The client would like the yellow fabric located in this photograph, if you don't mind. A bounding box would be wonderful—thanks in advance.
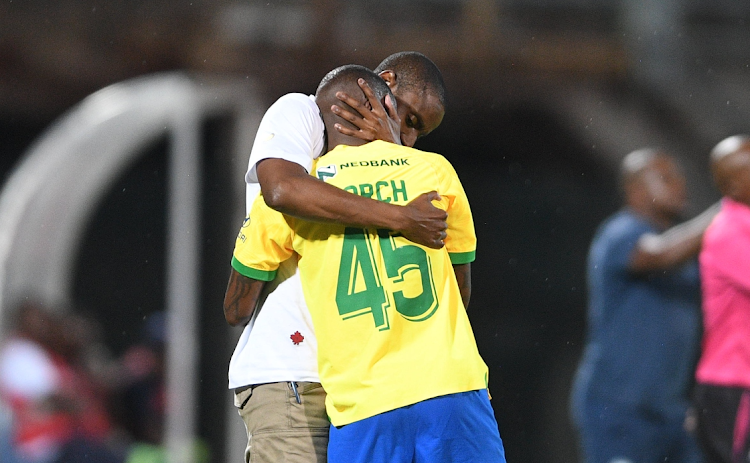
[232,140,488,426]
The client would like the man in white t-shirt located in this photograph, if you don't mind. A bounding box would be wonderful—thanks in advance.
[223,52,448,463]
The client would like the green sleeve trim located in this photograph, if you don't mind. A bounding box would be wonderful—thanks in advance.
[449,250,475,265]
[231,256,277,282]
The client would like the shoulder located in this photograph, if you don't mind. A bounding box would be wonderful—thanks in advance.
[256,93,324,146]
[415,148,451,165]
[397,144,447,162]
[392,145,456,173]
[602,211,651,238]
[701,202,750,272]
[591,211,650,254]
[705,202,750,246]
[269,93,319,114]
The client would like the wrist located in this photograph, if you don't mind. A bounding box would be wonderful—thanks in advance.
[379,202,409,231]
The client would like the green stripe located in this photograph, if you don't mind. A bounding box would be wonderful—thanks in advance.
[231,256,277,281]
[449,250,475,265]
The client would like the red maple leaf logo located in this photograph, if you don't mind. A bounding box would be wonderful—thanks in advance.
[290,331,304,345]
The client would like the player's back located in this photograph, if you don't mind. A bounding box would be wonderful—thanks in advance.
[288,140,487,426]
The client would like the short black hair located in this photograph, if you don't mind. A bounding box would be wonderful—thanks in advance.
[374,51,446,107]
[315,64,395,134]
[316,64,392,104]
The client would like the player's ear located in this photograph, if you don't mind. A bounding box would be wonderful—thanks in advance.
[379,70,397,91]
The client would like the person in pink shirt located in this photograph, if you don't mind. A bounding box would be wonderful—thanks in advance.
[695,134,750,463]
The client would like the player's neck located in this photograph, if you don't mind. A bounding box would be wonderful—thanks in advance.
[326,132,367,153]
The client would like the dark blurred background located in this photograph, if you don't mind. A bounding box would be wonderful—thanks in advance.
[1,1,749,462]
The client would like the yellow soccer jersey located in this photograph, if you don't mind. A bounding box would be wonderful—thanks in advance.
[232,140,488,426]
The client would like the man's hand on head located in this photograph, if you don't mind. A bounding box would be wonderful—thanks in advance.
[399,191,448,249]
[331,78,402,145]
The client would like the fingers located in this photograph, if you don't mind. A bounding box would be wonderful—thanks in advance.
[333,123,358,137]
[332,103,365,126]
[424,190,442,202]
[334,91,365,116]
[434,229,448,249]
[419,191,447,219]
[333,81,400,144]
[358,78,387,115]
[332,90,367,121]
[384,94,398,120]
[425,233,446,249]
[331,100,377,141]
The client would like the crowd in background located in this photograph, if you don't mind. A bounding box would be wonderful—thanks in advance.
[0,302,172,463]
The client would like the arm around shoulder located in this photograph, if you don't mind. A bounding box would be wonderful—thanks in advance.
[256,158,448,249]
[629,202,720,273]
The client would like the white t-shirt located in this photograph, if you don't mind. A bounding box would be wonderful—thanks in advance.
[228,93,325,388]
[243,93,326,210]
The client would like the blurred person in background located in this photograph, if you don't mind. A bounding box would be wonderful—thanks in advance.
[114,312,166,451]
[693,135,750,463]
[571,148,718,463]
[0,301,122,463]
[224,51,448,463]
[111,311,209,463]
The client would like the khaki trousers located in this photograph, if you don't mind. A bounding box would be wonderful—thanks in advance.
[234,382,329,463]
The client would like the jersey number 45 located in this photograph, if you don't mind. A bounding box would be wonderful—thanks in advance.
[335,228,439,331]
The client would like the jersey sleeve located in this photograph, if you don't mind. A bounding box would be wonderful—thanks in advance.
[245,93,326,184]
[432,155,477,264]
[231,194,295,281]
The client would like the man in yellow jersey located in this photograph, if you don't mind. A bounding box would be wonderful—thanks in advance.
[229,65,506,463]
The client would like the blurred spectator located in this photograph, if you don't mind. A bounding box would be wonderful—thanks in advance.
[571,149,717,463]
[694,135,750,463]
[113,311,166,447]
[0,301,122,463]
[109,311,210,463]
